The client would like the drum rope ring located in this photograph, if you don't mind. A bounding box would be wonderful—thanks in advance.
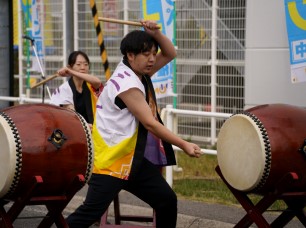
[48,129,67,149]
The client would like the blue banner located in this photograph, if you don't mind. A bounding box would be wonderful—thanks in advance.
[284,0,306,83]
[140,0,175,98]
[21,0,45,73]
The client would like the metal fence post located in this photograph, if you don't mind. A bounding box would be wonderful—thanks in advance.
[165,104,174,187]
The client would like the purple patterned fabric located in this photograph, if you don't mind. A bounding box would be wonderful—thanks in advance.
[109,79,120,91]
[117,73,124,78]
[144,132,167,165]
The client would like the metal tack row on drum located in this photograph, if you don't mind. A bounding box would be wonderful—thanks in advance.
[0,103,93,200]
[217,103,306,194]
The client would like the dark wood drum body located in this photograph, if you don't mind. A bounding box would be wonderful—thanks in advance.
[0,104,93,199]
[217,104,306,194]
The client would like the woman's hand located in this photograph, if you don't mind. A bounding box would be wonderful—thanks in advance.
[57,66,71,77]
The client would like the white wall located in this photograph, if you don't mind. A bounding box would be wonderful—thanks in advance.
[245,0,306,109]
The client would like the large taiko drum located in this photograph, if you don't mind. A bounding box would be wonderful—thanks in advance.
[0,103,93,199]
[217,104,306,194]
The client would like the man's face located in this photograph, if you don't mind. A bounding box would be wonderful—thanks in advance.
[128,46,157,76]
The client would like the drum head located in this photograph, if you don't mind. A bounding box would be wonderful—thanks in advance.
[217,114,269,192]
[0,114,19,198]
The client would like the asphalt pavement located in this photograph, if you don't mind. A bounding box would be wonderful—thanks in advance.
[2,185,305,227]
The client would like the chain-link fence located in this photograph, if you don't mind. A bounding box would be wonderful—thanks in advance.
[14,0,246,146]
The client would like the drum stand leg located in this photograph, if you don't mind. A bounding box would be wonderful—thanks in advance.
[0,174,85,228]
[99,193,156,227]
[0,201,13,228]
[35,174,85,228]
[271,193,306,227]
[0,175,43,228]
[215,166,301,228]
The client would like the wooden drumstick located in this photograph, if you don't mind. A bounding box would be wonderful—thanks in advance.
[98,17,142,27]
[98,17,161,29]
[30,74,59,89]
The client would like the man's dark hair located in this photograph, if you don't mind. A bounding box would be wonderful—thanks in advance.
[68,50,90,67]
[120,30,159,59]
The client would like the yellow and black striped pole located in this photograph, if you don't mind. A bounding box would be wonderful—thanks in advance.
[89,0,111,80]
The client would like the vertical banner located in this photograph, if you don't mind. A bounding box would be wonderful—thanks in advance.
[20,0,45,74]
[13,0,19,49]
[284,0,306,83]
[102,0,120,35]
[30,0,45,73]
[140,0,175,99]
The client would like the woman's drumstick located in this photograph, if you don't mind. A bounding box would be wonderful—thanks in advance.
[98,17,161,29]
[31,74,59,89]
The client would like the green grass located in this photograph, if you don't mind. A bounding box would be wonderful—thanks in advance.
[171,152,288,211]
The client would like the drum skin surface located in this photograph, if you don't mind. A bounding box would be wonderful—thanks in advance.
[217,104,306,194]
[0,103,93,199]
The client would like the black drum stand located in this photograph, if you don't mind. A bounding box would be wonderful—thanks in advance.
[216,166,306,228]
[99,193,156,227]
[0,174,85,228]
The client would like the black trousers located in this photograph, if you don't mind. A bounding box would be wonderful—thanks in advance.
[66,159,177,228]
